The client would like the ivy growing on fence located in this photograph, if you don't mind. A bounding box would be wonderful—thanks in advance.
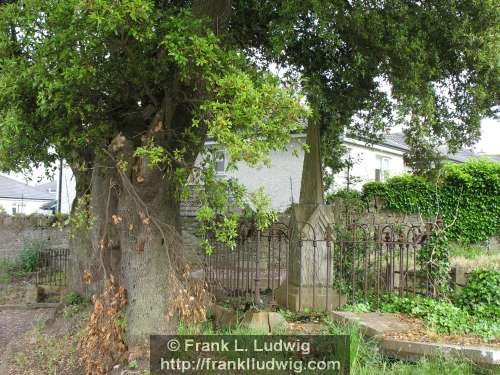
[362,159,500,244]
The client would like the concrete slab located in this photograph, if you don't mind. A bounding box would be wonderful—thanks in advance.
[330,311,500,368]
[240,311,289,333]
[0,303,60,311]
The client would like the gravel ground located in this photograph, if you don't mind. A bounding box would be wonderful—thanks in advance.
[0,308,55,360]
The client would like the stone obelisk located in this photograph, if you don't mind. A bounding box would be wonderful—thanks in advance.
[276,122,345,311]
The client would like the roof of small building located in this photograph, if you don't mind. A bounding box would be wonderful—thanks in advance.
[0,175,54,201]
[382,133,409,151]
[381,133,495,163]
[33,181,57,194]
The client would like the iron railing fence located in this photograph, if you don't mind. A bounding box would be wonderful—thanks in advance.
[204,223,289,306]
[204,222,435,311]
[35,248,70,287]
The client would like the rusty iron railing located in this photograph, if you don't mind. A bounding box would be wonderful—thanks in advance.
[204,222,289,306]
[204,222,435,310]
[35,248,70,287]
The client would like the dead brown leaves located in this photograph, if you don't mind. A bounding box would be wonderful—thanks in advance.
[83,270,93,285]
[78,275,128,375]
[166,266,210,327]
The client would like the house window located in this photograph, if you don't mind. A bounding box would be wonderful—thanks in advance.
[214,150,226,175]
[11,202,25,215]
[375,156,390,181]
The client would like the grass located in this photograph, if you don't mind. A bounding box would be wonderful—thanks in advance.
[178,309,494,374]
[7,310,87,375]
[449,243,500,272]
[322,319,488,375]
[451,253,500,272]
[0,258,26,284]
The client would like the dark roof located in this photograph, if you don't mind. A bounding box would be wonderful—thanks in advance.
[33,181,57,194]
[381,133,496,163]
[0,175,54,200]
[40,200,57,210]
[445,149,479,163]
[381,133,409,151]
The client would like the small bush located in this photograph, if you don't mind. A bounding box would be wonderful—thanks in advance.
[381,296,469,335]
[455,268,500,319]
[0,259,16,283]
[381,294,499,339]
[63,291,86,306]
[17,241,44,273]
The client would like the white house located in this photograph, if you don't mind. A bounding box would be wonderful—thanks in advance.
[0,175,55,214]
[333,133,409,191]
[200,132,492,211]
[205,135,305,212]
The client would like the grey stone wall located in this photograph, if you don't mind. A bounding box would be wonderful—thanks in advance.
[326,198,428,228]
[0,214,69,260]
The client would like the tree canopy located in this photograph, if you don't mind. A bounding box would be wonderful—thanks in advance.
[0,0,306,177]
[229,0,498,178]
[0,1,497,181]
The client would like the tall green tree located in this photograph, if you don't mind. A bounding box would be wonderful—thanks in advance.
[0,0,497,344]
[230,0,498,195]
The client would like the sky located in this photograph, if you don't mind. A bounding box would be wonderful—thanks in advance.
[474,118,499,154]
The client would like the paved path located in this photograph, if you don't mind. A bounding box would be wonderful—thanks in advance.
[0,308,54,353]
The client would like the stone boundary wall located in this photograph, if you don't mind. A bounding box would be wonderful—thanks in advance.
[0,215,69,260]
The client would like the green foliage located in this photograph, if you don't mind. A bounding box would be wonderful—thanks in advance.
[341,302,372,313]
[0,258,16,283]
[418,230,451,297]
[323,320,479,374]
[382,295,469,335]
[237,0,499,190]
[194,156,279,254]
[381,295,499,340]
[246,187,278,230]
[326,188,366,224]
[68,194,94,237]
[63,291,86,306]
[18,240,44,273]
[362,159,500,244]
[455,269,500,320]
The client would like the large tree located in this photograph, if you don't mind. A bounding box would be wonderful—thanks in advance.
[0,0,497,347]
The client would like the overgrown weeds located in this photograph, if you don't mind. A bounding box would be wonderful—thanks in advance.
[322,319,485,375]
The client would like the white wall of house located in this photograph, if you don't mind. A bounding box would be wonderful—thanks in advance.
[58,164,76,214]
[203,136,305,211]
[0,198,53,215]
[332,138,408,191]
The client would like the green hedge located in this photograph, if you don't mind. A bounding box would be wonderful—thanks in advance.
[362,159,500,244]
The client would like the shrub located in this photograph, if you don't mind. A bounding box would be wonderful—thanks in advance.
[381,296,469,335]
[63,291,86,306]
[17,241,44,273]
[455,268,500,319]
[362,159,500,244]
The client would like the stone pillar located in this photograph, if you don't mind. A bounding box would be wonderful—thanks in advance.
[276,122,346,311]
[276,204,346,311]
[299,121,324,205]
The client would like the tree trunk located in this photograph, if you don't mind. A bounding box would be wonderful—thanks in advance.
[69,151,184,344]
[117,164,182,344]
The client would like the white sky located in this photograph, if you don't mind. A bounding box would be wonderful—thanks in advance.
[475,118,499,154]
